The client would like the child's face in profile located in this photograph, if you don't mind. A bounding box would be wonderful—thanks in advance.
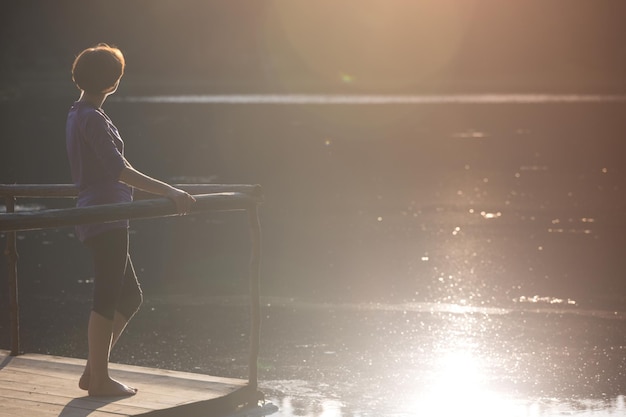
[103,80,120,95]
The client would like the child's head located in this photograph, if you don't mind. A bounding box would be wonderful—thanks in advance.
[72,43,125,94]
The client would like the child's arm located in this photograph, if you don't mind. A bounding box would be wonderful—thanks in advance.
[118,164,195,214]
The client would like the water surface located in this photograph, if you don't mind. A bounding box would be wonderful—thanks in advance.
[2,94,626,416]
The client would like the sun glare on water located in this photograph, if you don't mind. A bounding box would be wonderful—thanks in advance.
[406,350,523,417]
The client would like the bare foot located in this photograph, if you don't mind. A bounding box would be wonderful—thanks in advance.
[79,369,90,391]
[88,377,137,397]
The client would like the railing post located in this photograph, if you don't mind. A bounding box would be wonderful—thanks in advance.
[4,196,20,356]
[247,204,261,392]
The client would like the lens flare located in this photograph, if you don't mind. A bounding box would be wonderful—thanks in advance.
[261,1,476,90]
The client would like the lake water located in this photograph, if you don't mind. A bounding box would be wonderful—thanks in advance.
[2,94,626,416]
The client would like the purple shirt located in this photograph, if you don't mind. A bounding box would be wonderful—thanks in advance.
[66,100,133,241]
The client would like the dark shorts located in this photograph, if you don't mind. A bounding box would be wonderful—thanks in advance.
[84,228,143,321]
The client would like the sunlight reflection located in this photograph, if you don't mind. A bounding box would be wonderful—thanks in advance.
[408,350,524,417]
[318,400,343,417]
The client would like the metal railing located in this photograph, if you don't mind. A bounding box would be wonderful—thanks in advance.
[0,184,263,392]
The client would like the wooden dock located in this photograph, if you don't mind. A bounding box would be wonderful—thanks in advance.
[0,349,261,417]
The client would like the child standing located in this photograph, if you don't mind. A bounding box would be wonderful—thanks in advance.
[66,43,196,396]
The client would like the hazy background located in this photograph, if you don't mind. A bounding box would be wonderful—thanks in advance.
[2,0,626,97]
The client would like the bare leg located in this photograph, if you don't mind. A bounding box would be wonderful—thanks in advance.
[79,311,131,390]
[85,311,137,397]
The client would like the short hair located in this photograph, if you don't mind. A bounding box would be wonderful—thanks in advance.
[72,43,125,94]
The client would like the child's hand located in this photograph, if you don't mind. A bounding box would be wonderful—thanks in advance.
[166,188,196,215]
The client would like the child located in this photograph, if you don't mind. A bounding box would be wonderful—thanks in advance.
[66,43,196,397]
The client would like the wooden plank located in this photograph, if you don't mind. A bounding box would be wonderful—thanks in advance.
[2,354,245,396]
[0,374,160,412]
[0,350,257,417]
[0,389,151,415]
[0,397,123,417]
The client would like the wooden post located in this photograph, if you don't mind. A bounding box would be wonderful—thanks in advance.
[4,196,20,356]
[247,204,261,392]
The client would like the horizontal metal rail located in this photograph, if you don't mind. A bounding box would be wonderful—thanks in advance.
[0,192,260,232]
[0,183,262,199]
